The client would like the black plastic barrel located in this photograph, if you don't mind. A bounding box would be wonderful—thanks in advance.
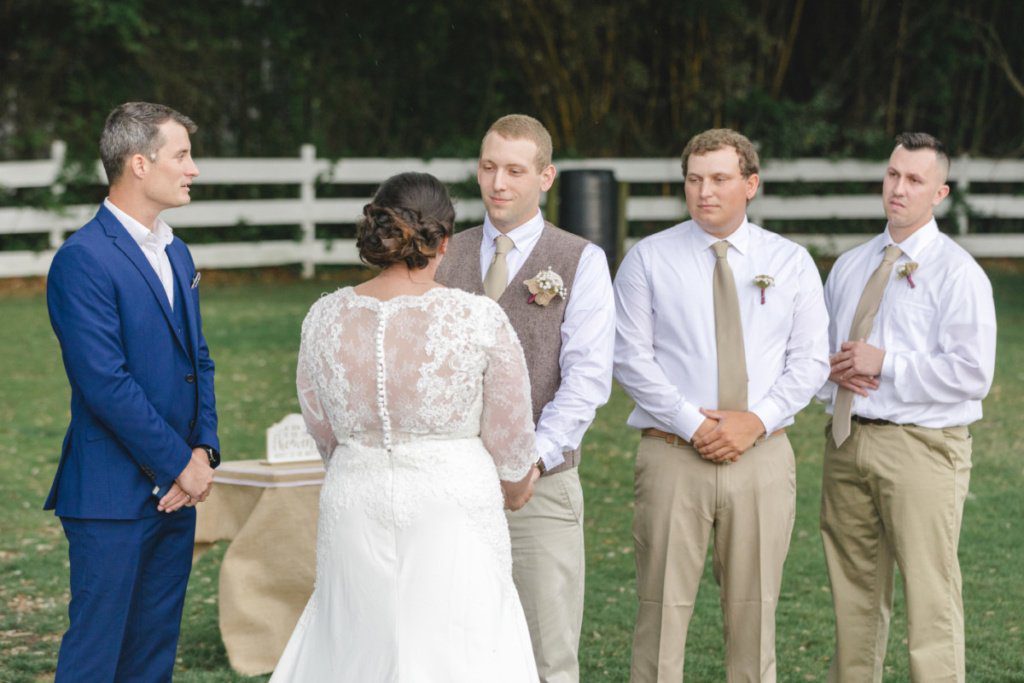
[558,169,619,269]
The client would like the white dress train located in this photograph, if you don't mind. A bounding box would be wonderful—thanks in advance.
[270,287,538,682]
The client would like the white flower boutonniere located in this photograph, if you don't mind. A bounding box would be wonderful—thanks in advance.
[753,274,775,305]
[524,267,567,306]
[896,262,918,288]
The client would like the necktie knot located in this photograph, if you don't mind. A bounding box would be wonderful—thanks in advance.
[882,244,903,264]
[712,240,730,259]
[495,235,514,256]
[484,235,514,300]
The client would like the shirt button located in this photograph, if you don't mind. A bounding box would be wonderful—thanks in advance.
[185,373,196,383]
[189,419,196,429]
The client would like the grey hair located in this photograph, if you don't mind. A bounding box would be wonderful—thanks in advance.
[100,102,197,184]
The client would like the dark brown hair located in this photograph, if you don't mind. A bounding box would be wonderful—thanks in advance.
[895,132,951,179]
[356,173,455,270]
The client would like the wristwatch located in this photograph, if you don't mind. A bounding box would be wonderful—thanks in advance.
[535,457,547,475]
[198,444,220,468]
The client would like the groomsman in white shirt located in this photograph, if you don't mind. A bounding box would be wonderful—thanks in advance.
[436,114,615,682]
[614,128,830,682]
[818,133,996,683]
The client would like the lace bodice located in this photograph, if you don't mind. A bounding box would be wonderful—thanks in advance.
[296,287,536,481]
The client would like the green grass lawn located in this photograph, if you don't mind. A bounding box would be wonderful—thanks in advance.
[1,269,1022,682]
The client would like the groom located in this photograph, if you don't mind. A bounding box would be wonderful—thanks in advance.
[46,102,219,681]
[437,114,615,682]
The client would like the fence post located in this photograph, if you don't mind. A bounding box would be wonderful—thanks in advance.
[49,140,67,250]
[955,153,970,235]
[300,144,317,278]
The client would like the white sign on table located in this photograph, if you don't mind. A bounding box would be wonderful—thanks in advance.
[266,414,321,464]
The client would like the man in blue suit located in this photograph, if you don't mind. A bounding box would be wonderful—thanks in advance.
[46,101,220,682]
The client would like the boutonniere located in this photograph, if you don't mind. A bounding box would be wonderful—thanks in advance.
[752,274,775,304]
[524,267,567,306]
[896,262,918,288]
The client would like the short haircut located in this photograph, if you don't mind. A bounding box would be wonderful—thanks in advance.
[894,132,951,180]
[681,128,760,178]
[482,114,553,172]
[100,102,197,184]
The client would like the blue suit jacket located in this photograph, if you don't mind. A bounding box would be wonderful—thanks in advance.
[46,204,219,520]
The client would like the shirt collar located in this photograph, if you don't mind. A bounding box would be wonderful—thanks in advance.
[882,218,939,262]
[483,210,545,252]
[693,216,751,255]
[104,198,174,251]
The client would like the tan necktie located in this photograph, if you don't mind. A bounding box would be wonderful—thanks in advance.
[712,240,748,411]
[831,244,903,446]
[483,235,514,300]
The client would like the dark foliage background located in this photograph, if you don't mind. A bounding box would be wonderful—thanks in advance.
[2,0,1023,165]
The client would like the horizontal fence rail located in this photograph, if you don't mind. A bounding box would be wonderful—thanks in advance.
[1,142,1023,278]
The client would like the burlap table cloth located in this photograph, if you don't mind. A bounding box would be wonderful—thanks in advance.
[194,459,325,676]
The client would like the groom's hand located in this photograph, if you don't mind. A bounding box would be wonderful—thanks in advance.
[503,464,541,511]
[158,483,192,513]
[176,448,215,501]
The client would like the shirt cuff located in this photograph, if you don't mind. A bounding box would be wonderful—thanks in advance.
[535,434,565,472]
[749,398,780,436]
[881,351,897,381]
[814,381,835,405]
[676,403,707,442]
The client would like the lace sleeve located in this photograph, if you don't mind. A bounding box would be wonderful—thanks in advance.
[480,305,536,481]
[296,309,338,463]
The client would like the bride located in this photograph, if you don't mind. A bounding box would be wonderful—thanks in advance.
[270,172,541,681]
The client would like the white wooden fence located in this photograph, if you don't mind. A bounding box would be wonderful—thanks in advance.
[1,142,1023,278]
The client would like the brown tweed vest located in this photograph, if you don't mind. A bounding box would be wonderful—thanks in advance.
[436,222,588,476]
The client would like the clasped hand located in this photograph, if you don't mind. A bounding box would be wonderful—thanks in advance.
[691,410,766,463]
[829,340,884,397]
[157,448,215,513]
[502,463,542,511]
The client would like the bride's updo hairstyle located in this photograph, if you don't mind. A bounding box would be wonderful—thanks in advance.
[357,172,455,270]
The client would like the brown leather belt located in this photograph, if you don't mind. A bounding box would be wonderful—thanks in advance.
[641,426,785,447]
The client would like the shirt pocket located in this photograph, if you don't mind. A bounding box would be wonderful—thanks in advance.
[749,278,797,342]
[883,299,935,351]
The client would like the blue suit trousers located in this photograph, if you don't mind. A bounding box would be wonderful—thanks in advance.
[55,509,196,683]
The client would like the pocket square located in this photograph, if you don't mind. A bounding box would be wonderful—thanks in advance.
[190,272,201,289]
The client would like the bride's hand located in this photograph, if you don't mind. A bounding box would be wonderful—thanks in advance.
[502,464,541,511]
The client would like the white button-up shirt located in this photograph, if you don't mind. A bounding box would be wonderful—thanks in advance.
[817,219,996,428]
[105,198,175,309]
[614,218,830,440]
[481,211,615,471]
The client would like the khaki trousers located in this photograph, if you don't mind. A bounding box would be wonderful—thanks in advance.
[630,433,796,683]
[507,467,585,683]
[820,421,972,683]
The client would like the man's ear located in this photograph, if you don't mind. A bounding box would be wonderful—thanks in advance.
[540,164,556,192]
[128,153,149,180]
[932,183,951,207]
[745,173,760,200]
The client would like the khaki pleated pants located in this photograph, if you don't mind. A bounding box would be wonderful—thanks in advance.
[507,467,586,683]
[820,420,972,683]
[630,432,796,683]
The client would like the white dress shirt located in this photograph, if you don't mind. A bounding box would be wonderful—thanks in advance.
[614,218,830,440]
[481,211,615,471]
[104,198,176,309]
[818,219,996,428]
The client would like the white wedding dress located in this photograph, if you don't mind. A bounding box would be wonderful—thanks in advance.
[270,286,539,682]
